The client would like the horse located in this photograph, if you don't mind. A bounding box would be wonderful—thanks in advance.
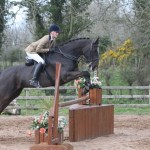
[0,37,99,114]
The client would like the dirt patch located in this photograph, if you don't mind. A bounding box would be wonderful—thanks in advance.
[0,115,150,150]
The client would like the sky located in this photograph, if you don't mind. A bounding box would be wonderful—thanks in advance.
[9,0,26,26]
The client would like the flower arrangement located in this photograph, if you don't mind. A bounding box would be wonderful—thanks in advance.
[74,76,102,89]
[74,78,86,89]
[30,111,67,134]
[90,76,102,89]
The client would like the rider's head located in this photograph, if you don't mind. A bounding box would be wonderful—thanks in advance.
[49,24,60,40]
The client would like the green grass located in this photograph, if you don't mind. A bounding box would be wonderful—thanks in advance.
[115,106,150,115]
[102,98,149,105]
[18,106,150,116]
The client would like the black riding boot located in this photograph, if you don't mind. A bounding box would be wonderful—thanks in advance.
[30,62,43,88]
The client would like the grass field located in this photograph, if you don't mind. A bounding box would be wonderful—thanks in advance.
[17,100,150,116]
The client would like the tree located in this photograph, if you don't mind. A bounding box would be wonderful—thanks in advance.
[99,36,112,55]
[0,0,5,54]
[18,0,93,41]
[132,0,150,85]
[100,39,135,87]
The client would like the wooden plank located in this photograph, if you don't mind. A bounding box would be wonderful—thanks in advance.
[85,107,89,140]
[20,85,150,91]
[52,63,61,140]
[73,109,78,141]
[89,89,102,105]
[93,106,97,138]
[16,94,150,100]
[16,95,77,100]
[103,95,150,99]
[69,109,74,142]
[78,88,87,104]
[79,108,86,141]
[47,116,53,145]
[40,132,44,143]
[59,95,89,107]
[69,105,114,141]
[34,130,40,144]
[91,107,95,138]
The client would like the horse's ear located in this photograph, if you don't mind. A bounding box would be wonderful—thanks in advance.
[94,37,99,44]
[93,37,99,45]
[92,37,100,53]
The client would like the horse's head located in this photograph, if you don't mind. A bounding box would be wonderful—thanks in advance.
[83,37,99,71]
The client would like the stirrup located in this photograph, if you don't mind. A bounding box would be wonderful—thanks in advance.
[29,80,41,88]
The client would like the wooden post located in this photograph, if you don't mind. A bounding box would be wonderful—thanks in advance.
[78,88,87,105]
[149,85,150,105]
[34,130,40,144]
[30,63,74,150]
[48,63,61,144]
[89,88,102,105]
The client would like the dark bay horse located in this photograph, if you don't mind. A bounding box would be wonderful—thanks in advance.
[0,37,99,113]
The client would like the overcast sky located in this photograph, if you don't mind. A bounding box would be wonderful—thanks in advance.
[9,0,26,26]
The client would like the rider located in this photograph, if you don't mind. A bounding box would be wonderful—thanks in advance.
[25,23,61,87]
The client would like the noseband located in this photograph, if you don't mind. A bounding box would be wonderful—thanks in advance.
[86,42,99,65]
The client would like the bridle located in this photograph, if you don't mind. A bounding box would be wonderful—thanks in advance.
[58,47,80,63]
[51,41,99,65]
[86,42,99,66]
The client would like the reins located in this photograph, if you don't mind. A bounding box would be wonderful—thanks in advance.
[57,47,80,63]
[48,39,99,65]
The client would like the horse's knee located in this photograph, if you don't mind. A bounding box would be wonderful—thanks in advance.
[83,71,90,78]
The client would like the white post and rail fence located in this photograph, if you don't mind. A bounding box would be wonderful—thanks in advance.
[6,86,150,112]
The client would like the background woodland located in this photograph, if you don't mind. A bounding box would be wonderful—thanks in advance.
[0,0,149,86]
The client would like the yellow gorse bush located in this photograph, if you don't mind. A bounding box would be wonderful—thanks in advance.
[100,38,134,66]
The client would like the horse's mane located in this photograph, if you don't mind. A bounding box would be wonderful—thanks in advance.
[59,37,90,47]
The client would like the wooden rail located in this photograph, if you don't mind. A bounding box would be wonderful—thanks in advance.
[16,86,150,101]
[16,86,150,99]
[59,95,89,107]
[4,86,149,111]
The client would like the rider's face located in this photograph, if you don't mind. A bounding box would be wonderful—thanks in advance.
[50,31,59,39]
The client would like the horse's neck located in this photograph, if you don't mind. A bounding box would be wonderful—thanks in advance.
[62,40,88,55]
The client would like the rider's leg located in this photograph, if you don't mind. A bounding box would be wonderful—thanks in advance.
[30,62,43,87]
[26,53,45,87]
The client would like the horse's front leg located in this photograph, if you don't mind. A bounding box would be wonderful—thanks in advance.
[63,71,91,94]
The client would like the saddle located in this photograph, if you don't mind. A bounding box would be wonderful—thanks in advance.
[25,56,52,81]
[25,57,35,66]
[25,48,56,66]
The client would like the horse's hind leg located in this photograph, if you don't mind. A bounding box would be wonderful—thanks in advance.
[0,88,23,114]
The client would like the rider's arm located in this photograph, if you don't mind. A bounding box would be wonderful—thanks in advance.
[36,35,49,53]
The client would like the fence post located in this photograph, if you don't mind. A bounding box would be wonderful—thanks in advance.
[25,89,29,114]
[149,85,150,105]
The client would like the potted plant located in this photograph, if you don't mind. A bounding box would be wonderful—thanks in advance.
[74,76,102,105]
[30,111,67,144]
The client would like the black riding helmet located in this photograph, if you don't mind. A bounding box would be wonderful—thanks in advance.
[49,24,61,33]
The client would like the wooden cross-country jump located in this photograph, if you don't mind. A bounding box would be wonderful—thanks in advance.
[30,63,114,149]
[30,63,73,150]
